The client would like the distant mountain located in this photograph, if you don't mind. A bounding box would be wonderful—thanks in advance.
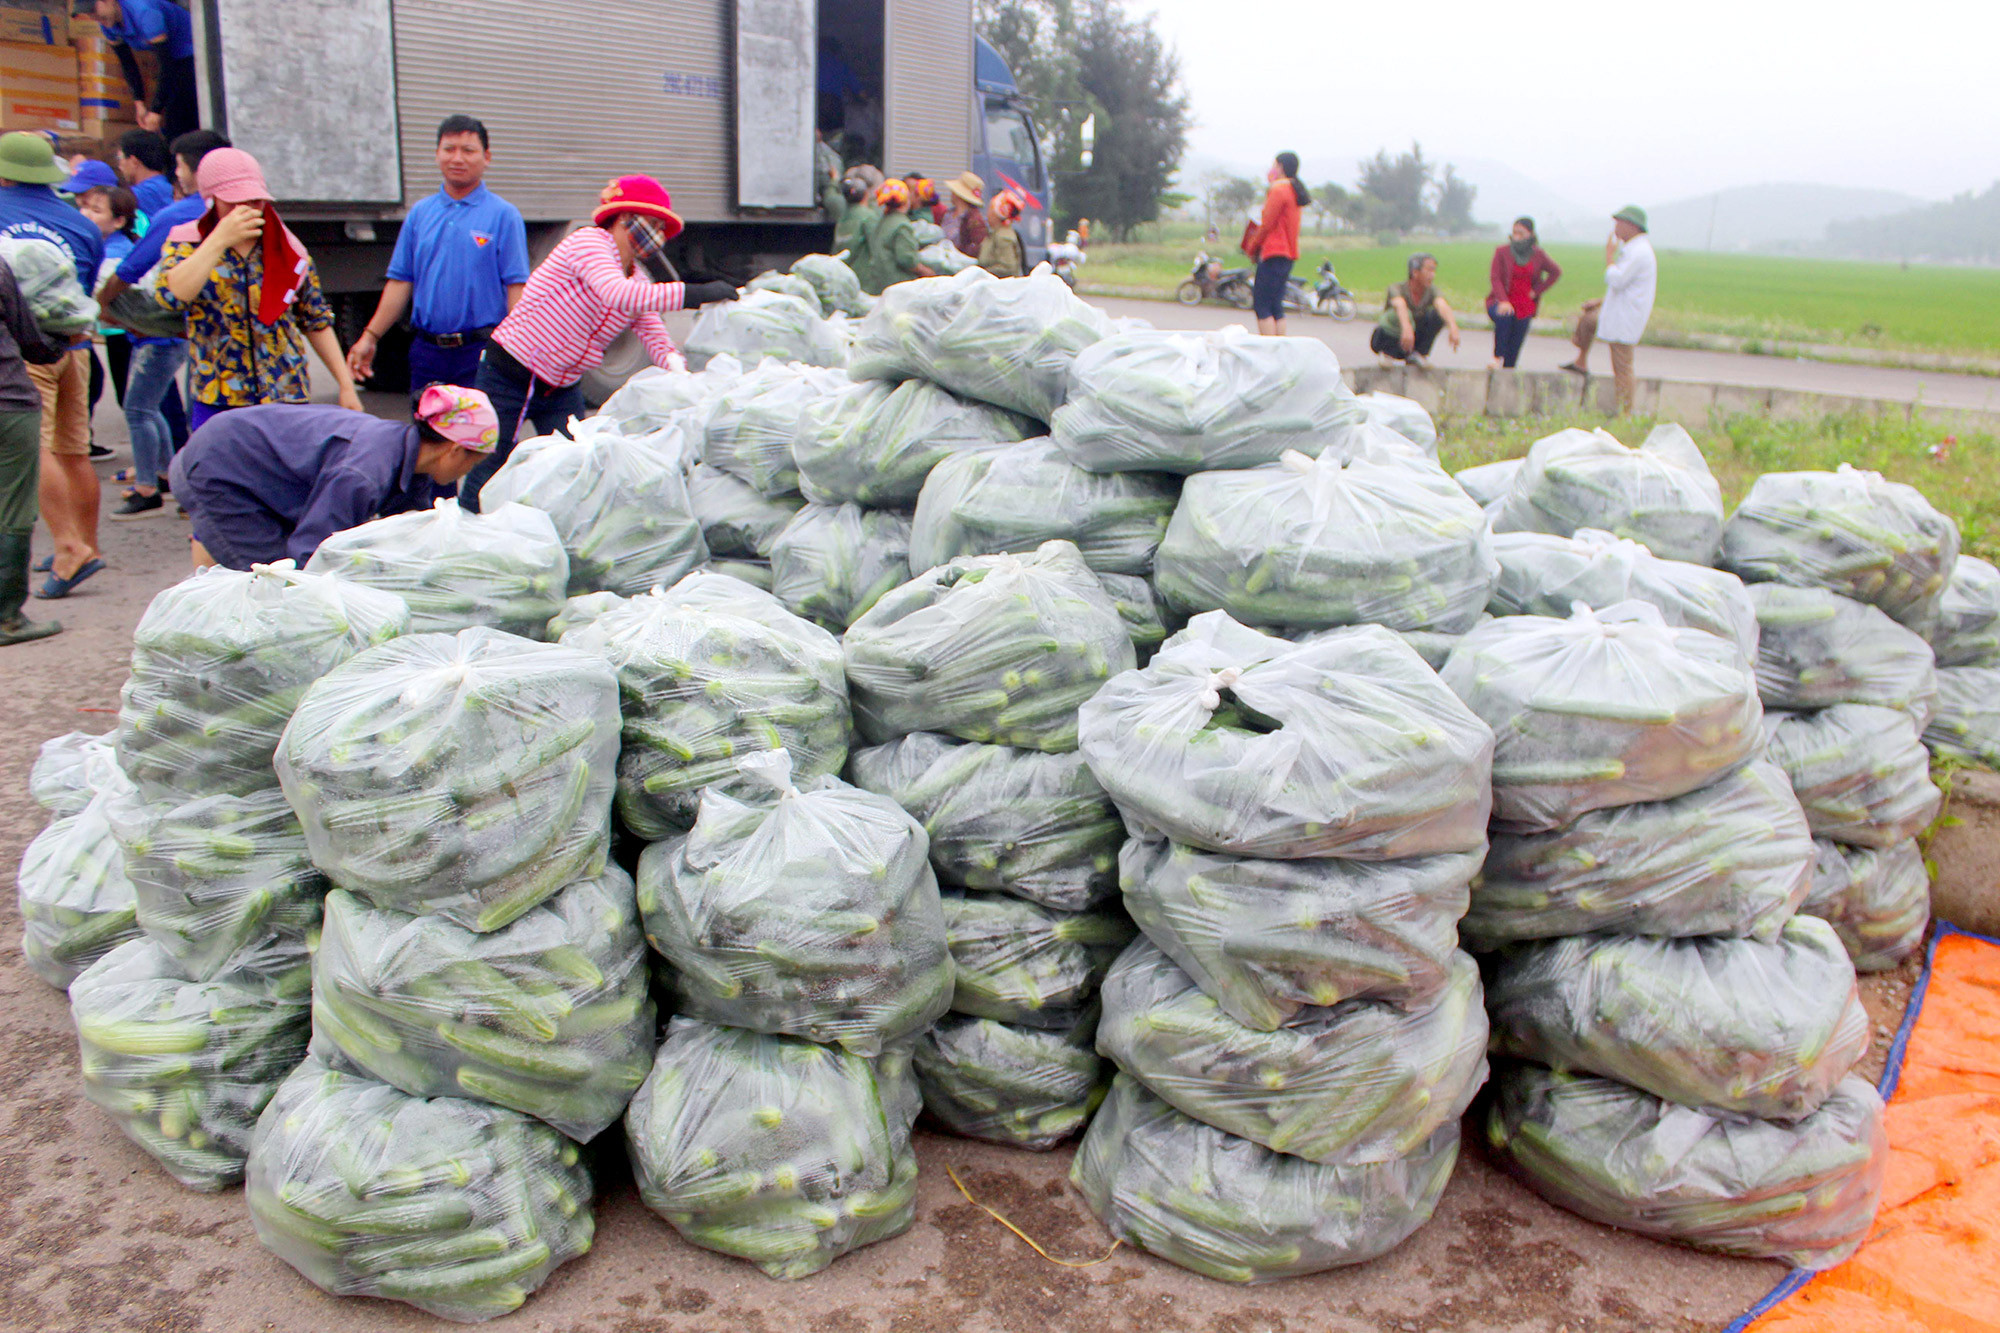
[1823,184,2000,264]
[1443,157,1597,240]
[1645,183,1926,252]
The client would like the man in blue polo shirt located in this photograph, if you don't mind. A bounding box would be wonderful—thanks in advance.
[113,128,175,220]
[90,0,199,142]
[348,115,529,402]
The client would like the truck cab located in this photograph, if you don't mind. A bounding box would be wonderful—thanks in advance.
[971,35,1051,270]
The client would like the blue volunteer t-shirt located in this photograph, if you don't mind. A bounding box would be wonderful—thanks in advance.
[117,191,201,284]
[385,183,530,335]
[131,173,173,221]
[107,0,196,61]
[0,184,106,294]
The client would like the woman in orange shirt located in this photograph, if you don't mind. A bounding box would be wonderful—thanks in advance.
[1242,152,1309,336]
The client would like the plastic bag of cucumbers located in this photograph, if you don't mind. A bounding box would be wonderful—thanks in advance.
[1761,705,1942,848]
[624,1017,919,1279]
[1070,1074,1459,1283]
[117,563,410,800]
[1930,555,2000,667]
[843,541,1135,752]
[1484,915,1869,1120]
[1489,423,1726,564]
[277,628,622,932]
[1078,614,1493,860]
[246,1054,595,1321]
[1487,529,1759,661]
[794,377,1033,507]
[766,502,912,631]
[1802,839,1930,973]
[636,751,951,1056]
[311,869,655,1142]
[912,1009,1108,1150]
[558,571,851,838]
[17,748,143,989]
[304,500,569,638]
[71,937,311,1191]
[941,891,1134,1028]
[1748,584,1937,720]
[1440,601,1762,834]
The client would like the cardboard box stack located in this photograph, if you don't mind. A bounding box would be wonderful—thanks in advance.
[70,14,136,140]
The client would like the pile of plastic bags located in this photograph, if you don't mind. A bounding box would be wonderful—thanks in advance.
[305,499,570,638]
[684,290,847,370]
[1489,424,1726,564]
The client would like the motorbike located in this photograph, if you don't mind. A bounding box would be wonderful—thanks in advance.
[1176,251,1254,309]
[1299,259,1358,320]
[1046,231,1086,289]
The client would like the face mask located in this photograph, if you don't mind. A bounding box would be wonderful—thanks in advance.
[624,215,678,280]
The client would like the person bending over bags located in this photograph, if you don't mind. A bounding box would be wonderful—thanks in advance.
[169,385,499,570]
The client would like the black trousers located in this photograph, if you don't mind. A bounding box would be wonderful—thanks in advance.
[1370,310,1444,360]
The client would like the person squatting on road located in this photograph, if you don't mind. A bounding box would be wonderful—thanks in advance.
[170,385,498,570]
[348,115,529,406]
[1372,252,1463,367]
[1487,217,1561,368]
[1243,151,1307,336]
[461,174,737,510]
[1564,204,1656,414]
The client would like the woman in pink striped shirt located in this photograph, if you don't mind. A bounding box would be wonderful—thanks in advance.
[461,175,737,509]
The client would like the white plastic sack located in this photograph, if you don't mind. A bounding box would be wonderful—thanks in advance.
[72,937,310,1191]
[1120,837,1476,1030]
[1490,423,1726,563]
[596,359,740,435]
[794,377,1034,507]
[0,235,96,332]
[305,499,570,638]
[1070,1074,1458,1284]
[1155,446,1496,633]
[311,870,654,1141]
[1804,838,1929,972]
[1079,614,1493,859]
[843,541,1135,751]
[1720,466,1960,631]
[1353,391,1437,457]
[790,252,869,318]
[1440,602,1763,834]
[624,1017,919,1278]
[1488,529,1759,660]
[17,748,142,989]
[1485,915,1870,1120]
[277,629,622,932]
[848,732,1123,911]
[1923,665,2000,768]
[1454,458,1523,507]
[684,290,846,370]
[912,1010,1107,1150]
[117,563,410,800]
[1464,759,1812,949]
[941,890,1134,1028]
[700,360,848,497]
[1749,584,1937,720]
[1485,1063,1886,1270]
[685,463,805,558]
[247,1054,594,1321]
[28,728,112,816]
[1930,555,2000,667]
[558,572,851,837]
[481,417,708,596]
[1049,327,1365,474]
[848,267,1113,420]
[635,752,951,1055]
[1763,704,1942,848]
[910,438,1178,576]
[766,502,911,631]
[106,786,326,982]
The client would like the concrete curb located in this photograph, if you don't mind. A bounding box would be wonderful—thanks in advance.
[1341,363,2000,432]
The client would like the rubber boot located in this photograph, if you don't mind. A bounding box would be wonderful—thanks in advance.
[0,531,61,645]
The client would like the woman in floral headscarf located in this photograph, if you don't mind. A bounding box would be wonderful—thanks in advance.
[852,178,935,295]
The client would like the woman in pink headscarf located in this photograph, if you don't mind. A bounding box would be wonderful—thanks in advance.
[153,147,363,430]
[169,385,498,569]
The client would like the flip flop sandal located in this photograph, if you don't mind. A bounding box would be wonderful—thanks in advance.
[36,558,105,600]
[32,554,52,572]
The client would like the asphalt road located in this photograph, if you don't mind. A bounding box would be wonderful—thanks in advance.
[1083,294,2000,414]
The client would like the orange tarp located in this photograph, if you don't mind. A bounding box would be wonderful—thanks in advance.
[1746,930,2000,1333]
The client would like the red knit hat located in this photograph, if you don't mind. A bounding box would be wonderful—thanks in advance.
[593,175,684,238]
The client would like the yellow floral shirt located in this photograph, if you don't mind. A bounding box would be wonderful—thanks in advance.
[153,239,334,407]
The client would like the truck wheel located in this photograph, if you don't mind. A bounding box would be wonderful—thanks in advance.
[1176,280,1203,307]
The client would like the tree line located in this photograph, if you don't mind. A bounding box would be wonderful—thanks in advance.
[978,0,1191,241]
[1203,143,1480,236]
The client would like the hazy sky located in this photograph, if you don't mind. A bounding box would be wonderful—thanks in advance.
[1138,0,1999,212]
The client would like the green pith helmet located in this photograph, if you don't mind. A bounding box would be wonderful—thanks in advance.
[1612,204,1649,233]
[0,132,68,185]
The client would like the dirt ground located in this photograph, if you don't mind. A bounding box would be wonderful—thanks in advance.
[0,436,1926,1333]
